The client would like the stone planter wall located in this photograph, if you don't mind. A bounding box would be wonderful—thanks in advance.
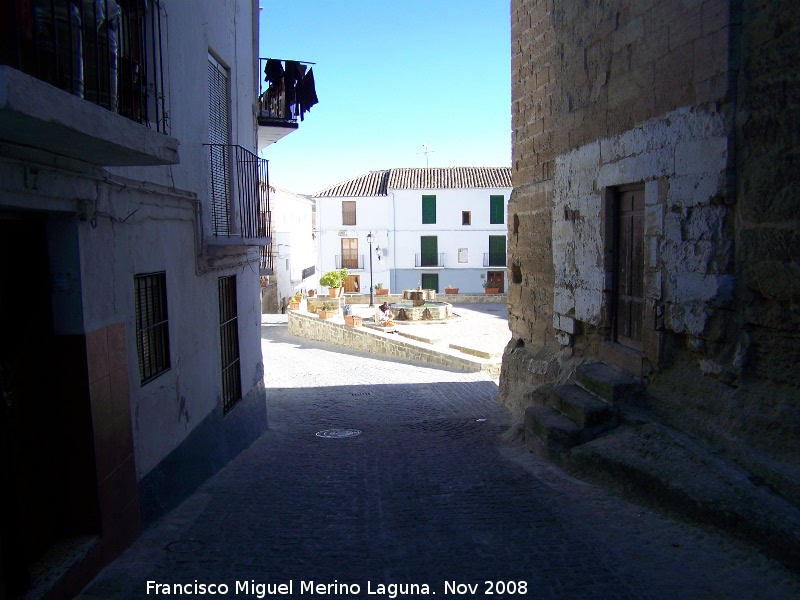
[287,311,497,375]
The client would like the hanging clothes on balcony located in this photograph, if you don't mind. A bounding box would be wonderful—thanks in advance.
[264,58,283,84]
[298,67,318,121]
[283,60,302,117]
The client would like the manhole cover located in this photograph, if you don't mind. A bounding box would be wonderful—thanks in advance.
[316,428,362,438]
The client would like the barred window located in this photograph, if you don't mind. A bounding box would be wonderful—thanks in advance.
[135,272,171,385]
[218,275,242,412]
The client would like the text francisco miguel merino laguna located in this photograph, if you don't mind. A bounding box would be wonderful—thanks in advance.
[146,580,438,598]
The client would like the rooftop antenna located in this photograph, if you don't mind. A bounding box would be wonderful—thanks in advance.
[417,143,436,168]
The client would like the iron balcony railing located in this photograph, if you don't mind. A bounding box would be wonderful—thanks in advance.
[207,144,270,240]
[336,254,364,270]
[258,57,318,123]
[1,0,168,132]
[260,245,274,275]
[483,252,507,267]
[415,253,445,267]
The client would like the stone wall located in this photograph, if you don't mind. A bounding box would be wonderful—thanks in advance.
[503,0,800,461]
[287,311,499,376]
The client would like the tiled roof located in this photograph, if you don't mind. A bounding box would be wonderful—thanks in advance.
[313,167,511,197]
[313,170,390,197]
[388,167,512,190]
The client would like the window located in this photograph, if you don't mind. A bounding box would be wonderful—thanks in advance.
[488,235,507,266]
[135,272,171,385]
[341,238,359,269]
[208,54,231,235]
[490,195,505,224]
[462,211,471,226]
[342,201,356,226]
[420,236,438,266]
[218,275,242,412]
[422,195,436,224]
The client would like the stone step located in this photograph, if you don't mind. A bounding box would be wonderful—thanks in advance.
[549,384,617,429]
[576,362,645,403]
[524,406,581,461]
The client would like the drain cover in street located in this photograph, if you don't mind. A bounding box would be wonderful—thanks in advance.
[316,428,362,438]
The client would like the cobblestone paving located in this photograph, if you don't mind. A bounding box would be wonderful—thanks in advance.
[78,318,800,599]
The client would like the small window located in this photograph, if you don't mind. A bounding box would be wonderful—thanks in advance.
[462,211,471,225]
[135,272,171,385]
[218,275,242,412]
[422,195,436,224]
[490,195,505,224]
[342,201,356,226]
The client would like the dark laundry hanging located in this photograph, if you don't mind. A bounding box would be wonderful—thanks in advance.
[299,67,319,121]
[264,58,284,84]
[283,60,302,115]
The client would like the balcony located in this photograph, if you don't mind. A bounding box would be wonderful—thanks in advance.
[260,245,274,276]
[483,252,507,267]
[257,57,317,151]
[0,0,177,166]
[336,254,364,270]
[415,253,445,268]
[207,144,270,246]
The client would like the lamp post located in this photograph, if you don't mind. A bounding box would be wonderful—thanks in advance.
[367,231,375,307]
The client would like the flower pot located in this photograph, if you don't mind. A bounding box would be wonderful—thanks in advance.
[317,309,335,320]
[445,288,459,294]
[484,287,500,294]
[344,315,362,328]
[308,290,316,297]
[328,287,341,298]
[289,301,300,310]
[375,288,389,295]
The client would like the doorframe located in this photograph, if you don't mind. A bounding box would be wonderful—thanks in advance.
[611,184,645,352]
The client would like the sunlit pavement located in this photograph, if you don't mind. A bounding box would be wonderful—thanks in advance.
[77,318,800,599]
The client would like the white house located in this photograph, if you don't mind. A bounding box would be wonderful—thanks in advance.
[0,1,314,596]
[265,184,317,310]
[314,168,512,295]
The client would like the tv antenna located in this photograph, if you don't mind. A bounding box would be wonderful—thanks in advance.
[417,143,436,167]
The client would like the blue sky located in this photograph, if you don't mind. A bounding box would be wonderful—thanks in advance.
[258,0,511,195]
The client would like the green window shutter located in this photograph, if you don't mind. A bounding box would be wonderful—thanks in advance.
[489,235,506,266]
[420,236,438,266]
[490,195,504,224]
[422,195,436,224]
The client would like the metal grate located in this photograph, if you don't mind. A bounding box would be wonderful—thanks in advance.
[135,271,170,384]
[218,275,241,412]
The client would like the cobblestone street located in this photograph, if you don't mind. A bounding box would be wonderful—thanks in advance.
[78,317,800,599]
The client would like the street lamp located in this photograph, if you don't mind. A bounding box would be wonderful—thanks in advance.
[367,231,375,307]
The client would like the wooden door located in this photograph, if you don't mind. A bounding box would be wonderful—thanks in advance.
[487,271,504,292]
[421,273,439,292]
[614,186,645,351]
[344,275,361,294]
[341,238,359,269]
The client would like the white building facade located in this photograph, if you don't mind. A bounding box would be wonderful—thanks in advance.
[0,1,313,595]
[314,168,512,295]
[267,184,317,309]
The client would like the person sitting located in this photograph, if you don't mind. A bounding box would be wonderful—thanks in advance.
[377,302,394,326]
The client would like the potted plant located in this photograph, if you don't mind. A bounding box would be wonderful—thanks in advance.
[319,268,348,298]
[375,282,389,296]
[289,293,303,310]
[482,280,500,294]
[445,285,459,294]
[307,289,316,297]
[317,301,337,320]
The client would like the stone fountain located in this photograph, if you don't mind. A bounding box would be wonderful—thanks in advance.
[390,289,452,321]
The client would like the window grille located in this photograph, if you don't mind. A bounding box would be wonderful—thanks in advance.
[342,201,356,226]
[135,272,170,384]
[218,275,241,412]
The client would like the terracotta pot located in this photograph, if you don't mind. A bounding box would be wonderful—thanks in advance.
[328,287,341,298]
[484,287,500,294]
[445,288,459,294]
[289,301,300,310]
[375,288,389,295]
[308,290,316,297]
[317,309,335,320]
[344,315,362,327]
